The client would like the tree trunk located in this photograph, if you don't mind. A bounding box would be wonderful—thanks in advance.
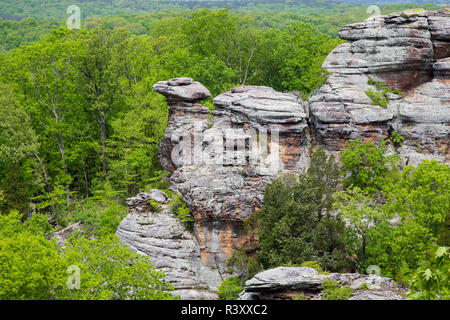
[58,133,71,206]
[100,121,109,182]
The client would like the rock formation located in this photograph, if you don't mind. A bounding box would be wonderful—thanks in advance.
[116,190,222,299]
[310,9,449,165]
[116,9,449,300]
[239,267,406,300]
[153,81,310,273]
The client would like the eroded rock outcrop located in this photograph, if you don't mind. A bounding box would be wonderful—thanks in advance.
[116,190,222,300]
[117,9,449,300]
[153,81,310,272]
[309,9,449,165]
[239,267,406,300]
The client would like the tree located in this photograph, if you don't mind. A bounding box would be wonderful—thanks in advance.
[333,186,388,271]
[340,138,400,194]
[15,39,78,205]
[367,160,450,278]
[334,158,450,279]
[0,83,39,163]
[57,235,175,300]
[0,212,65,300]
[254,148,351,271]
[0,83,40,215]
[70,27,129,182]
[257,22,340,97]
[0,212,176,300]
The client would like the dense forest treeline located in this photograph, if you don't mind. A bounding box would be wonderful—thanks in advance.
[0,2,442,51]
[2,0,445,21]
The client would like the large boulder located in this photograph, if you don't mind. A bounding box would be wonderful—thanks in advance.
[153,77,211,103]
[239,267,406,300]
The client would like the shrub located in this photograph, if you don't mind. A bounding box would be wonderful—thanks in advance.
[300,261,323,273]
[217,277,243,300]
[169,193,194,231]
[321,279,353,300]
[226,248,263,281]
[149,199,162,212]
[69,200,127,237]
[365,89,389,108]
[357,283,369,290]
[389,130,404,147]
[366,77,403,108]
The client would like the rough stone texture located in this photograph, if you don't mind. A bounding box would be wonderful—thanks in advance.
[51,222,83,248]
[116,9,449,300]
[153,77,211,103]
[116,190,223,300]
[239,267,406,300]
[155,82,309,272]
[310,9,449,165]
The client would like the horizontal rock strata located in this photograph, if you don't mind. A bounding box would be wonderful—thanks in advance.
[239,267,406,300]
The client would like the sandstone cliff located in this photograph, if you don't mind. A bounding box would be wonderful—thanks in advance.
[310,8,449,165]
[116,9,449,299]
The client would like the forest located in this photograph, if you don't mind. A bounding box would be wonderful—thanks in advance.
[0,1,448,300]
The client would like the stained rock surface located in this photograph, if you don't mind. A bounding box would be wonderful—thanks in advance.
[239,267,406,300]
[310,9,449,165]
[116,190,223,300]
[155,82,310,272]
[117,9,449,300]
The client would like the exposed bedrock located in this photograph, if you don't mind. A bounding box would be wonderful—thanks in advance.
[239,267,406,300]
[116,9,449,299]
[310,9,449,165]
[116,190,222,299]
[153,82,310,272]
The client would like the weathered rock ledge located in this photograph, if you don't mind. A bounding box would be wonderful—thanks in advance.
[239,267,406,300]
[310,9,449,165]
[116,190,223,300]
[117,9,449,300]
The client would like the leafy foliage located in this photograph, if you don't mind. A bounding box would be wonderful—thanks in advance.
[365,77,403,108]
[0,212,175,300]
[169,193,194,231]
[57,235,175,300]
[340,138,400,194]
[321,279,353,300]
[407,246,449,300]
[217,277,243,300]
[253,148,352,272]
[226,248,264,281]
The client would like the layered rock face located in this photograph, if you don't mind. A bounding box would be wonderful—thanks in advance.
[116,190,222,299]
[239,267,406,300]
[116,9,449,300]
[310,9,449,165]
[154,80,309,272]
